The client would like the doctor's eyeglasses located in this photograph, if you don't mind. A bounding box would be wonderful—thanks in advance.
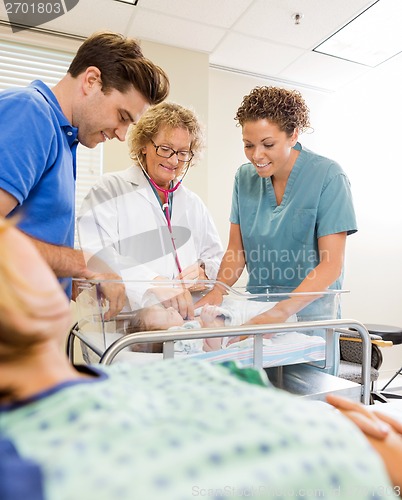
[151,139,193,164]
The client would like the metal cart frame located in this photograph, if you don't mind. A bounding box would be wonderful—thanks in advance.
[67,318,372,404]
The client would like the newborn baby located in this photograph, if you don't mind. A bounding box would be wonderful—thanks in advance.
[128,298,297,354]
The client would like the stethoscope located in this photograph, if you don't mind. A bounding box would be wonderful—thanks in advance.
[138,155,190,275]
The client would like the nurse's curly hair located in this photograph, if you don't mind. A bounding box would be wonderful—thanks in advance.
[235,86,311,136]
[128,101,205,170]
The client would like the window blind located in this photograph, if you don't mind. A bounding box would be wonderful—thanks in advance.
[0,38,103,246]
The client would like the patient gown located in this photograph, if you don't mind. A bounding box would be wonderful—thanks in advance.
[0,361,392,500]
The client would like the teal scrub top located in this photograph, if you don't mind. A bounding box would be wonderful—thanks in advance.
[230,143,357,291]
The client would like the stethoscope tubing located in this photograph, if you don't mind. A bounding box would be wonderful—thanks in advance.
[140,160,190,275]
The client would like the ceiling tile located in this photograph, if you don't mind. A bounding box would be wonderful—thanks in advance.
[233,0,376,49]
[210,32,305,76]
[0,0,390,92]
[137,0,253,28]
[278,51,371,90]
[20,0,135,38]
[127,9,225,52]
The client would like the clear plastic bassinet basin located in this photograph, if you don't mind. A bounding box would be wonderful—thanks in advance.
[72,279,347,368]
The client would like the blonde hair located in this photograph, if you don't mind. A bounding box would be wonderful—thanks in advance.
[128,101,205,170]
[0,219,48,356]
[0,219,54,334]
[0,219,32,317]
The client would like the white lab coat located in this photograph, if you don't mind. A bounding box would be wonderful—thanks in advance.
[77,167,223,304]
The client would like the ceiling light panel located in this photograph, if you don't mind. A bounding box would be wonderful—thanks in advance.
[314,0,402,67]
[114,0,139,5]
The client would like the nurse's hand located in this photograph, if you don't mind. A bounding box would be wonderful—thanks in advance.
[194,284,226,309]
[226,305,285,346]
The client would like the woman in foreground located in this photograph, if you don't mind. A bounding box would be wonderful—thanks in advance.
[0,218,399,499]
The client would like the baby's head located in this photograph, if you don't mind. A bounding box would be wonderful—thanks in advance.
[130,304,185,332]
[126,304,185,354]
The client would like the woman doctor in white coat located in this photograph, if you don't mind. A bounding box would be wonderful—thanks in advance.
[78,102,223,319]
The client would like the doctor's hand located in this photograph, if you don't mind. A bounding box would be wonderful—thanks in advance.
[145,285,195,320]
[176,262,209,292]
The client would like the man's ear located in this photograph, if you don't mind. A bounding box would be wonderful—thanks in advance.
[82,66,102,94]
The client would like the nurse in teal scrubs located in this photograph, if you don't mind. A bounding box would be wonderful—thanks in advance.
[197,86,357,325]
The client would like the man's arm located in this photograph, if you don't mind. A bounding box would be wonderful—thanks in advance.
[0,188,18,216]
[31,239,126,319]
[0,187,111,279]
[1,187,123,317]
[31,239,89,278]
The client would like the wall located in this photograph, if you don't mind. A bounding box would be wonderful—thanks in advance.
[305,58,402,328]
[312,59,402,382]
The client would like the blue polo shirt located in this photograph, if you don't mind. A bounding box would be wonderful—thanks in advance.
[0,80,78,295]
[230,143,357,290]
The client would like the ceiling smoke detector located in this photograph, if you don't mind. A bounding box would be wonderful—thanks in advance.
[292,13,304,25]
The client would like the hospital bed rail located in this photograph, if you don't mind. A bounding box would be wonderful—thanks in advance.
[67,318,372,404]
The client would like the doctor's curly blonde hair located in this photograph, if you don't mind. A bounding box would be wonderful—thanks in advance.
[128,101,205,171]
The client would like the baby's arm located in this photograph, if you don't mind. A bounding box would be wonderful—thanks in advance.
[200,305,225,327]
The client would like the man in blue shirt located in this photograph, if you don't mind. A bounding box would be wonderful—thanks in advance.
[0,32,169,313]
